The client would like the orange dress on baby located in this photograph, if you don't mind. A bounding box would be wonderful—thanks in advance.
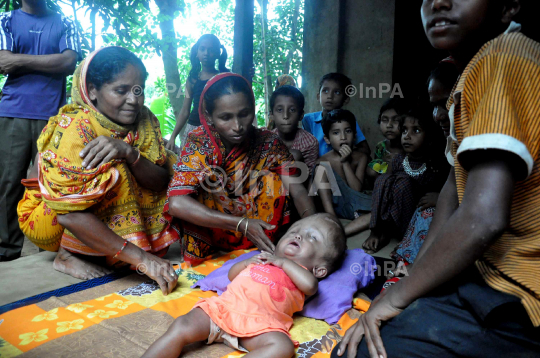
[194,263,305,344]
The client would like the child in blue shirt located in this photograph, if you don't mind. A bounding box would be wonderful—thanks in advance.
[302,73,370,157]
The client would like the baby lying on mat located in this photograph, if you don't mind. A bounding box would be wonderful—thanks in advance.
[143,213,347,358]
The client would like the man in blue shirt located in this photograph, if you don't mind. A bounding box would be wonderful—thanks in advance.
[0,0,80,261]
[302,73,370,157]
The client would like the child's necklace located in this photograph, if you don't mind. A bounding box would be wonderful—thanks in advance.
[403,156,426,178]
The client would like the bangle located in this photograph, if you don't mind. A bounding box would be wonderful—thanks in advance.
[128,148,141,166]
[113,240,128,259]
[301,207,315,217]
[236,217,247,232]
[244,219,249,237]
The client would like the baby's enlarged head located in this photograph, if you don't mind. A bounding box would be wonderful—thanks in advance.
[275,213,347,279]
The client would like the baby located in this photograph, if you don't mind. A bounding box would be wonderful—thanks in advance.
[143,213,347,358]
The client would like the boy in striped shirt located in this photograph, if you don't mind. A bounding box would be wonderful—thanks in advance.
[334,1,540,357]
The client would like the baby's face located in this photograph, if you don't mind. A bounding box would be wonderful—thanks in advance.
[275,215,339,277]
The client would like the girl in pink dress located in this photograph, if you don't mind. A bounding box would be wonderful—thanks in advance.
[143,213,346,358]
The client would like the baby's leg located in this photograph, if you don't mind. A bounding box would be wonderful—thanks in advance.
[239,331,295,358]
[142,308,211,358]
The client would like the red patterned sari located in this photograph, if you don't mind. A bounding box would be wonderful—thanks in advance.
[164,73,297,264]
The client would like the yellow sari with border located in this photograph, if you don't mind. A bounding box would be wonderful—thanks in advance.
[17,49,179,262]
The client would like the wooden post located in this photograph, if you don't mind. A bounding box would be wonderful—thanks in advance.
[233,0,254,84]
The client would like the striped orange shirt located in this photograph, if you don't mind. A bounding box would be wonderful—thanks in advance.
[448,30,540,327]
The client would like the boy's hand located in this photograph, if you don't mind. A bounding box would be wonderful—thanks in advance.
[418,192,439,211]
[0,51,20,75]
[257,251,287,268]
[339,145,353,163]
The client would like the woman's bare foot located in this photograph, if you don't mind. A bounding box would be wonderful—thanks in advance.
[362,231,391,254]
[53,247,112,280]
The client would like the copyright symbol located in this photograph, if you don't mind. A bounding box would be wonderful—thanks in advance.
[136,263,147,275]
[345,85,357,97]
[131,85,144,97]
[200,165,227,194]
[350,263,361,275]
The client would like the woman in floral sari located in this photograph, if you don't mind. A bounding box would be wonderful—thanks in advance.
[17,47,179,295]
[164,73,315,265]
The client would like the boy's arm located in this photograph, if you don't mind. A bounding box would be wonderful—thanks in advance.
[389,152,515,308]
[0,50,77,75]
[258,252,318,296]
[342,151,368,192]
[313,162,337,216]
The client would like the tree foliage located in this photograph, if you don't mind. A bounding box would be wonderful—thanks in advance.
[0,0,304,137]
[253,0,304,126]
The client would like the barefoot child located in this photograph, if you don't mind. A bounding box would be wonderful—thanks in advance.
[166,34,229,152]
[334,1,540,357]
[143,213,347,358]
[390,60,460,264]
[271,85,319,176]
[344,98,409,237]
[313,110,370,220]
[363,107,448,254]
[302,73,370,156]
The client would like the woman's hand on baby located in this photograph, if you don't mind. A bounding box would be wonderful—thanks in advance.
[339,145,353,163]
[418,192,439,211]
[80,135,136,169]
[244,219,276,253]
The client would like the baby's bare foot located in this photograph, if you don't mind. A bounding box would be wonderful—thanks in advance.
[53,247,112,280]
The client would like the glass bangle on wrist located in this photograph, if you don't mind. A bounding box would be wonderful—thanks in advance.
[236,217,247,232]
[128,148,141,166]
[113,240,128,259]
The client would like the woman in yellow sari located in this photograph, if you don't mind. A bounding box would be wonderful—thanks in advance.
[164,73,316,265]
[17,47,179,295]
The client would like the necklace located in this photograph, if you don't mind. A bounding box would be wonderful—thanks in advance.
[403,156,426,178]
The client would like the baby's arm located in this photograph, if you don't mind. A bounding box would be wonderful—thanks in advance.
[228,254,264,281]
[258,252,318,296]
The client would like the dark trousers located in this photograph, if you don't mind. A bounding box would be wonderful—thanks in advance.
[332,270,540,358]
[0,117,47,260]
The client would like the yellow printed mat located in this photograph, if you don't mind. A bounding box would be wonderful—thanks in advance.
[0,250,363,358]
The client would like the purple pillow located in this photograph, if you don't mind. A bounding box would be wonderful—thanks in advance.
[192,249,376,325]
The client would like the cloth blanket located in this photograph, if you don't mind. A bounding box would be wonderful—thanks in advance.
[0,250,368,357]
[193,249,377,325]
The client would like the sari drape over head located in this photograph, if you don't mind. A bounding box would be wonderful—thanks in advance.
[164,73,298,264]
[17,47,179,262]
